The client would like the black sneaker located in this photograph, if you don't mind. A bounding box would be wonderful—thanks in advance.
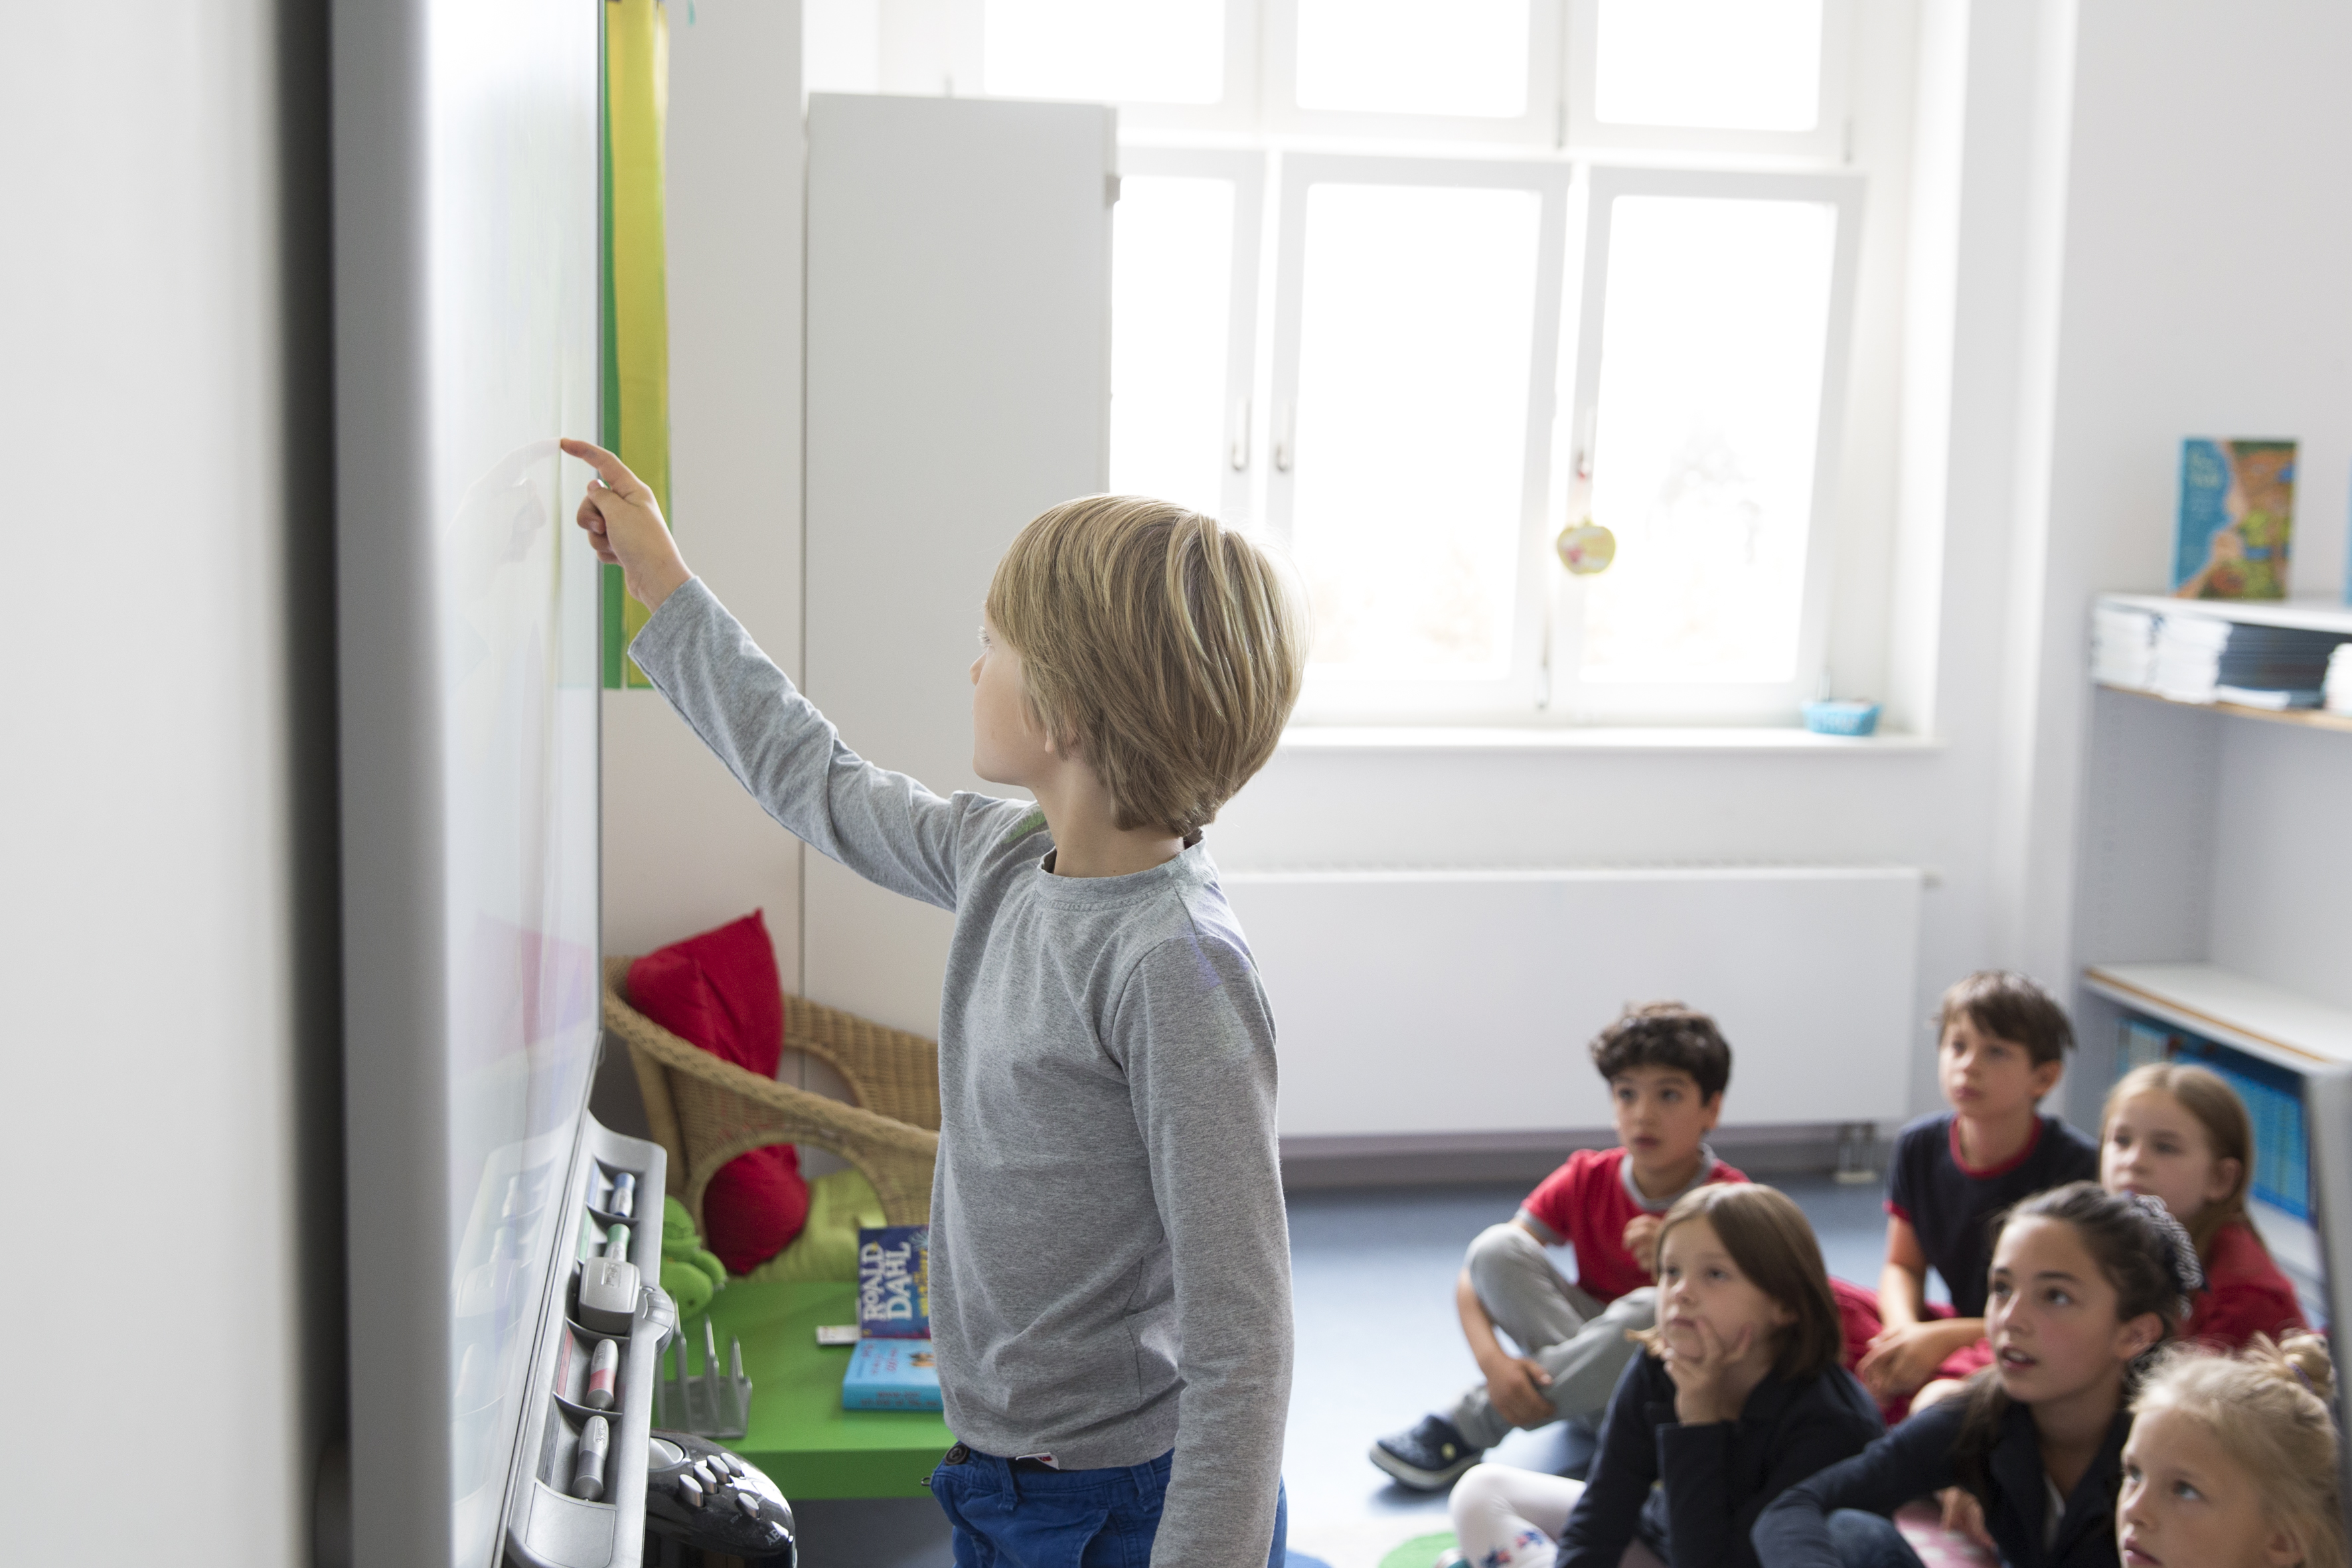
[1368,1414,1482,1490]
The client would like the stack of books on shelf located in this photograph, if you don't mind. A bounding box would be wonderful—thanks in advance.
[2327,645,2352,716]
[844,1224,941,1412]
[2147,614,2346,708]
[2092,604,2160,689]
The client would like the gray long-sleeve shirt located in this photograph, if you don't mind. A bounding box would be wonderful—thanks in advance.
[631,580,1294,1567]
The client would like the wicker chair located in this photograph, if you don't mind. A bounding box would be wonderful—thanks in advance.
[601,957,941,1229]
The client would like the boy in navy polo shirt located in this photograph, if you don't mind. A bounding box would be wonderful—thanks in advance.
[1369,1005,1745,1490]
[1855,971,2098,1406]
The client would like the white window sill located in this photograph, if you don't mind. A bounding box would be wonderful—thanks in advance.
[1275,724,1944,754]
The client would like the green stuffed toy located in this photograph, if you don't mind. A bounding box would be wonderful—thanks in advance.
[660,1195,728,1320]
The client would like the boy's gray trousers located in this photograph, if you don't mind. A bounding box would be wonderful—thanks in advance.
[1445,1222,1656,1449]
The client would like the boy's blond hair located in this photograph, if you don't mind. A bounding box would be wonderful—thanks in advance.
[986,495,1305,838]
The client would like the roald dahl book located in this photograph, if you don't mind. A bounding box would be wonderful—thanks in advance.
[857,1224,929,1339]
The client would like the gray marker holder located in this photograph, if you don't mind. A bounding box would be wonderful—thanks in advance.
[503,1121,670,1568]
[655,1315,753,1441]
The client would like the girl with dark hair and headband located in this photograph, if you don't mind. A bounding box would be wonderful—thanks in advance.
[1755,1183,2205,1568]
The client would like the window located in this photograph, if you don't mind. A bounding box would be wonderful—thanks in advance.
[1554,170,1863,721]
[1107,149,1264,527]
[980,0,1229,108]
[829,0,1875,724]
[1266,159,1569,712]
[1570,0,1853,157]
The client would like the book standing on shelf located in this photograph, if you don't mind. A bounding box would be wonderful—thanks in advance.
[856,1224,929,1339]
[2176,437,2296,600]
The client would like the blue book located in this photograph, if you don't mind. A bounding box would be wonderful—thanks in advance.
[2175,437,2295,599]
[842,1336,941,1411]
[857,1225,930,1338]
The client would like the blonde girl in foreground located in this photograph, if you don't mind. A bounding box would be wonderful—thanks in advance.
[2118,1332,2344,1568]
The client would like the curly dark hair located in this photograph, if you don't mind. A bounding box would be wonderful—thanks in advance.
[1588,1002,1731,1102]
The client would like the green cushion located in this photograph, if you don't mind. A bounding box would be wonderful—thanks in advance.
[743,1166,886,1285]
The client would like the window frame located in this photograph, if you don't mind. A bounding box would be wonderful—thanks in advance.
[1109,146,1270,527]
[939,0,1883,723]
[1264,152,1573,720]
[1259,0,1567,147]
[1563,0,1857,162]
[1543,163,1867,723]
[963,0,1261,134]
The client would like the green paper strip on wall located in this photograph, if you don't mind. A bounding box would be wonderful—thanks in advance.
[603,0,671,688]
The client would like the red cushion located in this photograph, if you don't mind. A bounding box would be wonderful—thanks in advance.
[700,1145,812,1277]
[628,911,785,1077]
[627,911,810,1273]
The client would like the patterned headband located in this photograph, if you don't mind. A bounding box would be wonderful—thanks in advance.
[2124,1190,2207,1305]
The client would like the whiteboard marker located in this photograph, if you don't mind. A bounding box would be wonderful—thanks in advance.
[570,1415,609,1500]
[584,1337,619,1410]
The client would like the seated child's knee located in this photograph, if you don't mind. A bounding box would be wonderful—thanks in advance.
[1449,1463,1512,1518]
[1824,1508,1913,1567]
[1464,1221,1544,1278]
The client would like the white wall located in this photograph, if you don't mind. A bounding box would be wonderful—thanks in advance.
[2013,0,2352,994]
[601,1,808,994]
[1,3,317,1562]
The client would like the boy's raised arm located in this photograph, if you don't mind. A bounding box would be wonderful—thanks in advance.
[566,437,975,909]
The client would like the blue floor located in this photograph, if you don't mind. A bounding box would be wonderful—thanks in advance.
[797,1174,1897,1568]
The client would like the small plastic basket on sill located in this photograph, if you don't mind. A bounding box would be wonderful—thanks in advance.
[1802,700,1883,737]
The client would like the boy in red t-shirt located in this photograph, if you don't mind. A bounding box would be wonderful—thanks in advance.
[1369,1004,1746,1491]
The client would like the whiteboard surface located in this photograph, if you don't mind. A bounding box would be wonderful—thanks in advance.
[333,2,601,1563]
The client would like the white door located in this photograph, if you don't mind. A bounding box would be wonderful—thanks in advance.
[803,92,1115,1036]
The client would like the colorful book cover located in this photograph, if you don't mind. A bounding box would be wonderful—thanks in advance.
[2175,438,2295,599]
[841,1336,942,1411]
[857,1225,930,1339]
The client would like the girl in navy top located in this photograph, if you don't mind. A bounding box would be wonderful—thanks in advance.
[1447,1183,1882,1568]
[1755,1182,2203,1568]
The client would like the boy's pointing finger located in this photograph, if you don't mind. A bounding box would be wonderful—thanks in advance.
[559,436,649,500]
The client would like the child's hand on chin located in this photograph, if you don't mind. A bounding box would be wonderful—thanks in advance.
[561,437,692,610]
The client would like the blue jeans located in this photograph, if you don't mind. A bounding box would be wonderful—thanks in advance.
[929,1447,1289,1568]
[1825,1510,1925,1568]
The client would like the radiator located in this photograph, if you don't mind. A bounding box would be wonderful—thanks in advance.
[1220,866,1922,1137]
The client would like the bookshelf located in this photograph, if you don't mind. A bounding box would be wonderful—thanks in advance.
[2084,963,2352,1073]
[2101,684,2352,737]
[2074,597,2352,1319]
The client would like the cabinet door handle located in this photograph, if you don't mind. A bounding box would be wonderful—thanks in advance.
[1273,400,1295,473]
[1229,397,1251,471]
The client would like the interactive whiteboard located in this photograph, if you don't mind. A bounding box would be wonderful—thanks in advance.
[332,1,602,1563]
